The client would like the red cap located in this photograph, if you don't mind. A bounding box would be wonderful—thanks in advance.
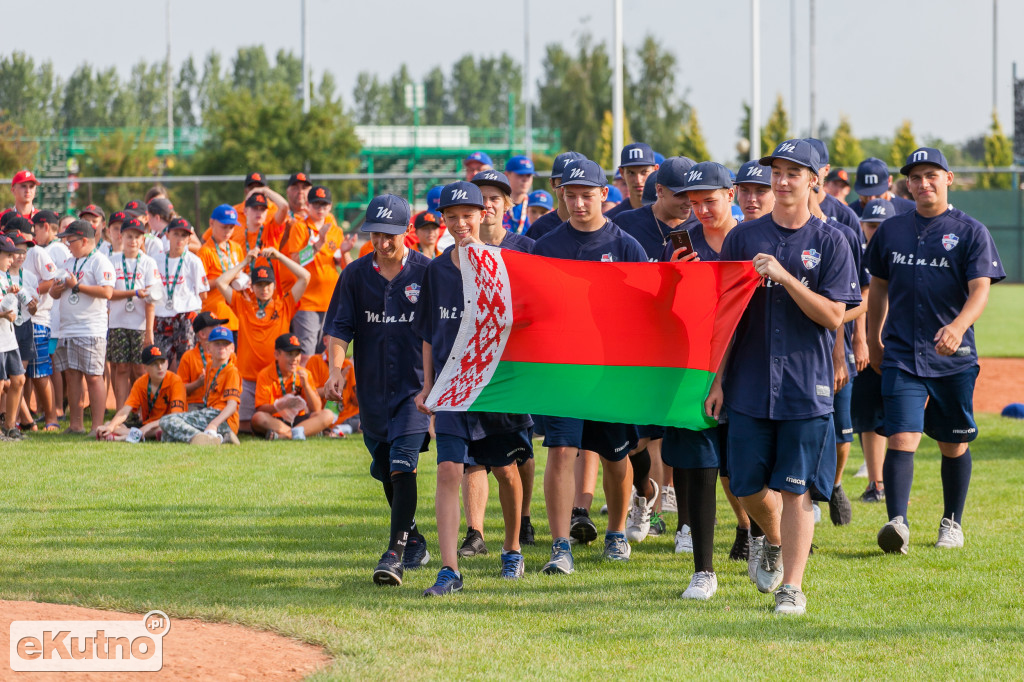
[11,170,38,187]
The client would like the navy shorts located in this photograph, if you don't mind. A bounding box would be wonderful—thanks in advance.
[662,424,729,472]
[437,429,533,468]
[726,410,836,502]
[363,432,430,481]
[542,417,638,462]
[881,366,979,443]
[851,368,885,434]
[833,381,854,444]
[637,424,666,440]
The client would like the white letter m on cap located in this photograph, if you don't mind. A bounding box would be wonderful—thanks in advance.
[687,170,703,182]
[912,150,929,162]
[778,142,797,153]
[864,174,879,185]
[376,206,393,219]
[871,205,886,216]
[628,147,644,159]
[568,167,586,179]
[451,189,468,200]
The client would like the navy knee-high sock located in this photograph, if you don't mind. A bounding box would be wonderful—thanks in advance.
[630,448,651,496]
[883,449,915,522]
[389,472,417,559]
[941,448,972,524]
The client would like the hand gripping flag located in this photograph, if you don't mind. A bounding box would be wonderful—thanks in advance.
[426,244,761,430]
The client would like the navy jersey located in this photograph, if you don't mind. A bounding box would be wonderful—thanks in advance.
[849,195,915,217]
[616,205,699,261]
[721,215,862,420]
[821,193,863,235]
[525,210,563,240]
[603,200,636,221]
[865,206,1005,377]
[532,220,648,264]
[830,218,871,378]
[658,221,729,263]
[414,245,532,440]
[497,230,535,253]
[326,249,432,442]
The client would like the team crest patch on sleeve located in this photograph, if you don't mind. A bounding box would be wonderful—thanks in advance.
[801,249,821,269]
[405,283,421,303]
[941,233,959,251]
[601,253,613,262]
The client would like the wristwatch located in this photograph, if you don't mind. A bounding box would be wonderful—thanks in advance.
[71,284,80,294]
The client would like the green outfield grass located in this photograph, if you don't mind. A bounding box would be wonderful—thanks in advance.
[975,283,1024,357]
[2,417,1023,680]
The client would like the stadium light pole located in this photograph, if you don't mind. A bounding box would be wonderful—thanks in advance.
[809,0,817,137]
[612,0,624,167]
[302,0,310,114]
[166,0,173,151]
[993,0,998,113]
[524,0,532,156]
[750,0,761,161]
[790,0,797,135]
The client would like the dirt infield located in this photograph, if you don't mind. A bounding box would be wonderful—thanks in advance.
[976,358,1024,414]
[1,601,330,681]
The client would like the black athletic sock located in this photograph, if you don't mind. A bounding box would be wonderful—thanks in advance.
[688,467,718,574]
[883,449,915,522]
[630,448,651,496]
[749,518,764,539]
[941,448,972,524]
[382,475,395,508]
[521,515,531,525]
[673,467,690,531]
[388,472,417,559]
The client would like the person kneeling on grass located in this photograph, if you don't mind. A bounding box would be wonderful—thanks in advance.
[96,345,186,442]
[158,326,241,446]
[252,333,335,440]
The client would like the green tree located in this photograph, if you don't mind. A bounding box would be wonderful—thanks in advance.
[422,66,448,126]
[828,115,864,168]
[351,72,390,125]
[889,120,918,168]
[978,112,1013,190]
[58,64,124,128]
[80,131,157,209]
[625,35,690,155]
[0,52,61,135]
[760,94,790,154]
[536,35,612,160]
[0,120,39,209]
[676,110,710,162]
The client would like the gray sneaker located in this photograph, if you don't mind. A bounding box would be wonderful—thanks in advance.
[774,584,807,615]
[756,541,784,593]
[681,571,718,600]
[935,517,965,549]
[541,537,575,575]
[602,533,632,561]
[878,516,910,554]
[748,534,765,584]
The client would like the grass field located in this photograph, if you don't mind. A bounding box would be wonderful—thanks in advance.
[2,413,1023,680]
[974,283,1024,357]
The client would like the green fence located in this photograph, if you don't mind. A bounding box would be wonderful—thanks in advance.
[949,190,1024,282]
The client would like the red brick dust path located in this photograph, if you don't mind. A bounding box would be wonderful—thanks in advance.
[976,358,1024,414]
[1,601,330,681]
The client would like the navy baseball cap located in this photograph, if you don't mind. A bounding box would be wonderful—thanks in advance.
[860,198,896,223]
[551,151,587,180]
[559,159,607,188]
[211,204,240,226]
[527,190,553,210]
[656,156,697,193]
[472,169,512,195]
[854,158,890,195]
[642,172,658,206]
[207,326,233,344]
[605,185,623,204]
[759,139,820,173]
[505,155,535,176]
[438,181,485,210]
[803,138,830,169]
[900,147,950,176]
[464,151,493,166]
[736,160,772,186]
[1001,402,1024,419]
[360,194,411,235]
[681,161,734,193]
[620,142,656,168]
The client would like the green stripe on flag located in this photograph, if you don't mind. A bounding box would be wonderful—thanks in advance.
[470,361,718,431]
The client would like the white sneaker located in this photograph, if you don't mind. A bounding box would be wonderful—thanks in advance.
[854,462,869,478]
[747,534,764,583]
[681,571,718,600]
[625,479,659,543]
[126,427,143,443]
[674,524,693,553]
[662,485,677,513]
[291,425,307,441]
[935,517,965,549]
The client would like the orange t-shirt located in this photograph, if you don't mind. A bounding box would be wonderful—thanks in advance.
[254,363,314,417]
[125,371,187,424]
[197,238,246,330]
[280,215,345,312]
[178,345,239,407]
[228,290,297,381]
[202,360,242,433]
[305,353,358,422]
[231,208,286,283]
[358,240,374,258]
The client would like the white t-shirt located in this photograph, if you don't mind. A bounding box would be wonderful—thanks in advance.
[0,277,19,353]
[43,240,72,337]
[144,233,165,257]
[109,251,161,331]
[22,269,49,328]
[22,246,58,327]
[156,251,208,317]
[59,250,116,338]
[98,241,115,258]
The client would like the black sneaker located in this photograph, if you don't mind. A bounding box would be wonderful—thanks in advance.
[728,526,749,561]
[372,550,403,586]
[457,528,488,557]
[860,481,885,503]
[570,507,598,545]
[519,517,536,546]
[402,533,431,570]
[829,484,853,526]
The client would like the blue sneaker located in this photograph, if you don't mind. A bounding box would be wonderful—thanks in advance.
[541,537,575,575]
[603,532,632,561]
[423,566,463,597]
[500,550,525,579]
[402,533,431,570]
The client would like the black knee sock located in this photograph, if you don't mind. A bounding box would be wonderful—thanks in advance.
[630,448,651,496]
[941,448,972,523]
[688,467,718,574]
[382,476,395,508]
[749,518,764,539]
[883,449,915,522]
[673,467,690,531]
[389,472,417,559]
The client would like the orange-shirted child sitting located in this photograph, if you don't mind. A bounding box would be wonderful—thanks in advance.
[306,337,360,437]
[96,345,186,441]
[252,333,336,440]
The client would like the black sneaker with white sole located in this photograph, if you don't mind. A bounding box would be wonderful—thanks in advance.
[373,550,403,586]
[569,507,598,545]
[457,528,488,557]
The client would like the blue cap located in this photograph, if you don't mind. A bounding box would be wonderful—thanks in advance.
[861,198,895,223]
[855,157,890,195]
[605,186,623,204]
[613,169,622,181]
[471,169,512,195]
[655,156,697,193]
[426,185,443,215]
[642,171,658,206]
[438,181,485,210]
[361,194,411,235]
[736,160,772,186]
[527,190,553,210]
[681,161,734,193]
[653,151,665,165]
[900,147,950,176]
[559,159,607,188]
[731,204,744,221]
[804,138,830,169]
[505,155,535,176]
[210,204,240,226]
[620,142,656,168]
[551,151,587,180]
[759,139,820,173]
[207,326,233,344]
[464,151,493,166]
[1001,402,1024,419]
